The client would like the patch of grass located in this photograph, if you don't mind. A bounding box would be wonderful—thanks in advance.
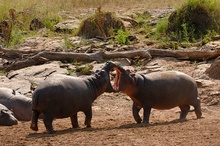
[0,71,5,76]
[115,29,130,45]
[66,68,75,75]
[75,64,93,75]
[63,35,73,49]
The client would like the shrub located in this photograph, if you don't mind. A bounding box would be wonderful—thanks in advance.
[166,0,220,42]
[115,29,130,45]
[77,10,125,39]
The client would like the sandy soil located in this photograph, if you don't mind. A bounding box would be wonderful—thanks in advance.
[0,93,220,146]
[0,59,220,146]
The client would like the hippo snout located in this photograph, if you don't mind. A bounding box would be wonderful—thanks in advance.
[11,116,18,125]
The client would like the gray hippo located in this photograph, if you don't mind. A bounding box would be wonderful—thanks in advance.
[0,103,18,126]
[30,62,115,134]
[0,87,32,121]
[112,63,202,124]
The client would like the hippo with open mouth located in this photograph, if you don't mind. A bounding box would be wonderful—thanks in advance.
[30,62,116,134]
[112,63,202,124]
[0,103,18,126]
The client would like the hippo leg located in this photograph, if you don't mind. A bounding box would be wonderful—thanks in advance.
[70,113,79,128]
[30,110,40,131]
[43,113,55,134]
[84,107,92,128]
[132,102,142,123]
[142,104,151,124]
[193,98,202,118]
[179,105,190,119]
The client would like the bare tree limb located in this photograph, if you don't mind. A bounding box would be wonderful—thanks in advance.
[148,49,220,60]
[0,46,220,72]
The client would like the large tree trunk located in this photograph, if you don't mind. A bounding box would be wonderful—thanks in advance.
[0,45,219,72]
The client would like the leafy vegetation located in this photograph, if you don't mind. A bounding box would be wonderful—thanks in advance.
[2,0,218,49]
[75,64,93,75]
[0,71,5,76]
[155,0,220,43]
[115,29,130,45]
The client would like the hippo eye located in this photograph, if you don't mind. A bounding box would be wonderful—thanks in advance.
[95,70,100,73]
[99,70,105,75]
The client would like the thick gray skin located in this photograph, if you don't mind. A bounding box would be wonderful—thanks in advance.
[0,103,18,126]
[115,65,202,124]
[0,87,32,121]
[30,62,115,134]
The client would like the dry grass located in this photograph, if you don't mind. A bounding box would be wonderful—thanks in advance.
[0,0,186,20]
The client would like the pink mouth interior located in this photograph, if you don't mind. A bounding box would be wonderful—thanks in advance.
[112,67,121,91]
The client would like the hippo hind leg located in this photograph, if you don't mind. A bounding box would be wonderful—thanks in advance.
[179,105,190,119]
[43,113,55,134]
[84,107,92,128]
[30,110,40,131]
[70,113,79,128]
[193,97,202,118]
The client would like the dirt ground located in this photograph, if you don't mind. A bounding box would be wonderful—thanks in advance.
[0,58,220,146]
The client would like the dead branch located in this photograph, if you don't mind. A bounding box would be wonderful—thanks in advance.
[0,47,220,72]
[149,49,220,60]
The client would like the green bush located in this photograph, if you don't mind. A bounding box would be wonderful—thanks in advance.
[115,29,130,45]
[161,0,220,42]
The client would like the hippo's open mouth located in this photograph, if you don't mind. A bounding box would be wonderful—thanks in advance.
[112,67,121,91]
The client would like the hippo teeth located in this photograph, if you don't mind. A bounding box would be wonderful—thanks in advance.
[113,85,119,91]
[111,66,121,91]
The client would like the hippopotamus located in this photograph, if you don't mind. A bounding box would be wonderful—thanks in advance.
[0,103,18,126]
[112,63,202,124]
[0,87,32,121]
[30,62,115,134]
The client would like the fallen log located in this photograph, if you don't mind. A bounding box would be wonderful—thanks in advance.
[149,49,220,60]
[0,50,152,71]
[0,47,220,72]
[0,45,39,59]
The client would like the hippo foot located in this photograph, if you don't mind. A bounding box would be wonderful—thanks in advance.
[47,129,56,134]
[142,121,149,124]
[135,118,142,124]
[72,125,80,128]
[86,125,91,128]
[30,124,38,131]
[196,113,202,119]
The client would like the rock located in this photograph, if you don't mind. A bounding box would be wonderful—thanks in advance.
[30,18,44,31]
[115,58,131,66]
[16,37,63,51]
[120,16,139,27]
[205,57,220,79]
[54,19,80,33]
[0,62,67,96]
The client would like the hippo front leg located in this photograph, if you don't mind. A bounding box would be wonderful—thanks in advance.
[70,113,79,128]
[83,107,92,128]
[132,102,142,123]
[142,104,151,124]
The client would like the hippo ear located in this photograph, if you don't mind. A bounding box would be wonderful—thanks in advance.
[126,69,131,73]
